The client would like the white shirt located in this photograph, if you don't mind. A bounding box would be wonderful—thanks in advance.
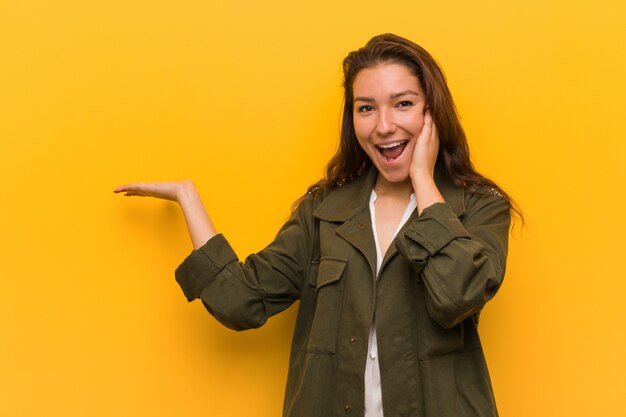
[365,190,417,417]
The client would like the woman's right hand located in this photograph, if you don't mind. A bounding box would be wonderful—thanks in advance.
[114,180,196,202]
[114,180,217,249]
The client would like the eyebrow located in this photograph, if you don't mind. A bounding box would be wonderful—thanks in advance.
[354,90,421,102]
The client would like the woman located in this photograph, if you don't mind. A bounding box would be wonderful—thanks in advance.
[115,33,517,417]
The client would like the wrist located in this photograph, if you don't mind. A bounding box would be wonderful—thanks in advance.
[411,170,435,189]
[176,181,199,204]
[412,174,444,215]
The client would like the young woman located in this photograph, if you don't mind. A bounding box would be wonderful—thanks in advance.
[115,33,517,417]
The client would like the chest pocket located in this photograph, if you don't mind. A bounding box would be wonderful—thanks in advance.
[305,257,347,354]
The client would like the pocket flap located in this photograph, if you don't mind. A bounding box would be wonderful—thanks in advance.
[316,258,347,289]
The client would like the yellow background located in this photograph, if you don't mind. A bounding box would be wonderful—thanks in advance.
[1,0,625,416]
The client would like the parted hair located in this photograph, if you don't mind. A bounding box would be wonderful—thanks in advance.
[296,33,521,222]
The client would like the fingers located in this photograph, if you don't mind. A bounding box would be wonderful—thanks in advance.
[416,110,438,149]
[114,184,131,193]
[420,110,433,139]
[430,115,438,146]
[426,111,435,134]
[113,182,150,197]
[113,181,183,201]
[422,110,438,144]
[423,109,433,128]
[415,110,436,148]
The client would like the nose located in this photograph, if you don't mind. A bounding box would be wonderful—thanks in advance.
[375,108,396,136]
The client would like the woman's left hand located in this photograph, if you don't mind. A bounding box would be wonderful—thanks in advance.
[410,110,445,215]
[410,110,439,183]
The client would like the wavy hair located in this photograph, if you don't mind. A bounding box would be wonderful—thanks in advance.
[296,33,522,222]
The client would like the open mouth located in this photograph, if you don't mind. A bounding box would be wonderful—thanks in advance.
[376,140,408,161]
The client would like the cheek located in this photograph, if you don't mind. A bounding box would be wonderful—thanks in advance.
[354,135,368,154]
[404,136,418,153]
[413,114,426,135]
[353,119,371,144]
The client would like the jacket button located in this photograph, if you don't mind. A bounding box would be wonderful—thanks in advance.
[345,404,351,412]
[350,336,357,344]
[358,223,365,228]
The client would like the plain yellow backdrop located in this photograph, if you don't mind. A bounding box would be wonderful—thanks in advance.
[1,0,625,416]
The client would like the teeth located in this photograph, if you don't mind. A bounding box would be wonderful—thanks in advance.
[378,141,406,149]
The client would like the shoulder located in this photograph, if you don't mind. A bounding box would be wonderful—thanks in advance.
[304,170,376,222]
[461,186,511,227]
[298,185,334,213]
[473,184,504,198]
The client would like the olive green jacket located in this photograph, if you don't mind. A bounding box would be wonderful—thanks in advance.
[175,167,511,417]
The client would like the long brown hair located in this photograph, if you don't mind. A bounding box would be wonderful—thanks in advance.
[296,33,522,222]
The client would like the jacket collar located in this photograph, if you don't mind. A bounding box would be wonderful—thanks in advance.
[313,165,466,222]
[313,166,377,222]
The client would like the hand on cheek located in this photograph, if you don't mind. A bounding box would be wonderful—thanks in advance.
[410,110,445,215]
[410,110,439,182]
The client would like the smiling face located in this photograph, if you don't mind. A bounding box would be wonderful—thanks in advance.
[352,62,427,190]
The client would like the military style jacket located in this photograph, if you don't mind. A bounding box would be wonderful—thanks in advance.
[175,166,511,417]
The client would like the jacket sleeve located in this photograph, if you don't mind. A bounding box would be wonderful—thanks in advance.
[174,194,317,331]
[396,191,511,329]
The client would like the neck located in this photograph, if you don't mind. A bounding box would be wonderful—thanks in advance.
[374,176,413,199]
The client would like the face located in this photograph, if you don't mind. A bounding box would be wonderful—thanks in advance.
[352,62,427,187]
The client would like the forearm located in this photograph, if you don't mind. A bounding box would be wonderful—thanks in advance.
[397,195,510,329]
[177,183,217,249]
[175,194,316,330]
[412,174,445,216]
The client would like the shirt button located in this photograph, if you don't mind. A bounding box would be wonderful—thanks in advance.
[345,404,351,412]
[350,336,357,344]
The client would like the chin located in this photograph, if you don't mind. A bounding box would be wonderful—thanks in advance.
[377,169,411,185]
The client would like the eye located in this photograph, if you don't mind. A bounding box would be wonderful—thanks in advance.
[357,105,375,113]
[396,100,413,108]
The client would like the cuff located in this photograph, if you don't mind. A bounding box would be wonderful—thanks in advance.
[174,234,238,301]
[399,203,470,261]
